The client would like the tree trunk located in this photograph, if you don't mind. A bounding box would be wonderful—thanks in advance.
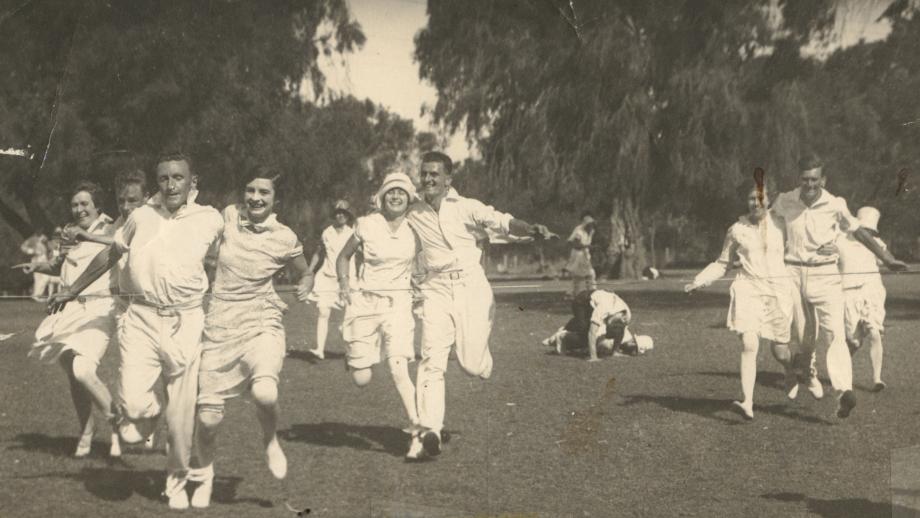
[617,197,647,280]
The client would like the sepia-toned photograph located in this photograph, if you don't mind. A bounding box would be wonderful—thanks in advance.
[2,0,920,516]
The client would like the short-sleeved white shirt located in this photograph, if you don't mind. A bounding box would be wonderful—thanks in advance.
[772,188,860,264]
[589,290,631,327]
[838,232,885,289]
[212,204,302,299]
[319,224,354,278]
[353,212,418,293]
[114,193,223,306]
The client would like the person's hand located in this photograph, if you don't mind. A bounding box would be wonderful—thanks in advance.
[816,241,838,256]
[337,279,351,306]
[11,263,37,274]
[684,282,700,293]
[296,275,313,302]
[62,225,91,243]
[887,259,908,272]
[47,290,76,314]
[531,224,559,240]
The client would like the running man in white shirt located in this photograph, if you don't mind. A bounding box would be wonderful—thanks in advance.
[542,288,653,360]
[336,172,425,460]
[685,185,797,419]
[772,154,905,418]
[837,207,889,392]
[405,151,554,459]
[19,182,122,457]
[189,170,313,508]
[305,199,355,359]
[48,152,224,509]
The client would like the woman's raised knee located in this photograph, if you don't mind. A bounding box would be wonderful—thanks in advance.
[197,405,225,430]
[70,355,98,384]
[251,380,279,406]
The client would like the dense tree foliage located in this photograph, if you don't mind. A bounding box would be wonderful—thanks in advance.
[415,0,920,275]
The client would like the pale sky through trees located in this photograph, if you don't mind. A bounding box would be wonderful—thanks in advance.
[316,0,896,163]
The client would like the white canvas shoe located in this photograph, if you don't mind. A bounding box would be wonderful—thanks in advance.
[266,436,287,479]
[191,479,213,509]
[168,489,189,510]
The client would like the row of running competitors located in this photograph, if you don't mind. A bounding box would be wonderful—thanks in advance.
[541,153,903,422]
[24,150,556,510]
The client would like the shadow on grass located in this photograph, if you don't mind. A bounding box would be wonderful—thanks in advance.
[761,491,912,518]
[285,349,346,363]
[619,394,834,426]
[281,422,407,457]
[9,434,271,507]
[696,370,836,391]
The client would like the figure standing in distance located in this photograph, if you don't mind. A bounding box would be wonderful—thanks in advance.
[565,212,598,297]
[305,199,355,360]
[405,151,555,459]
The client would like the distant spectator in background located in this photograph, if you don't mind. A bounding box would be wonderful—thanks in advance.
[20,232,56,300]
[305,199,356,360]
[565,212,597,296]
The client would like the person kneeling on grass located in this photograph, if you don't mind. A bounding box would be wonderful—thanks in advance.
[542,289,653,361]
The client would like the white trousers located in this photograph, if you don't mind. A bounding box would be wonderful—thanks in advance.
[118,303,204,497]
[788,263,852,392]
[416,270,494,433]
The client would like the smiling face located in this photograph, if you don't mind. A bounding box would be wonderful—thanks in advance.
[747,188,769,220]
[70,190,99,230]
[419,160,451,203]
[156,159,194,213]
[382,187,410,218]
[799,167,824,205]
[244,177,276,223]
[117,182,146,220]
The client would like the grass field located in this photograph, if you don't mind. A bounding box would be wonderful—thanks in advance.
[2,271,920,517]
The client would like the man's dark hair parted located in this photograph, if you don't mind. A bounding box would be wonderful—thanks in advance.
[421,151,453,174]
[154,150,195,173]
[797,153,823,172]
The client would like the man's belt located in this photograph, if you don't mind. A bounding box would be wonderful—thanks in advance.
[130,295,203,314]
[784,259,837,267]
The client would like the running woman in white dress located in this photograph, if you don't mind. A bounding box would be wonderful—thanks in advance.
[19,182,121,457]
[837,207,889,392]
[685,185,797,420]
[335,173,424,460]
[189,170,313,508]
[305,200,355,359]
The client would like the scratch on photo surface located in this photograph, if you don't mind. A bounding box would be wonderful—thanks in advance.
[37,6,84,174]
[546,0,585,43]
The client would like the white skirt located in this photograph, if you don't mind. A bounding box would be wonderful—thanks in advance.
[29,295,116,366]
[727,278,794,343]
[844,277,886,340]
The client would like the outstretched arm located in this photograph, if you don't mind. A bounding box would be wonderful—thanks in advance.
[853,228,907,271]
[47,245,122,313]
[685,230,737,292]
[509,218,556,240]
